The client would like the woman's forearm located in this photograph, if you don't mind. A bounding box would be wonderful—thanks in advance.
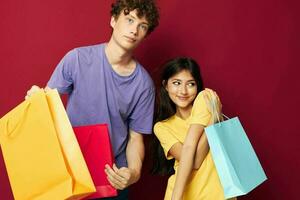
[193,132,209,169]
[171,124,204,200]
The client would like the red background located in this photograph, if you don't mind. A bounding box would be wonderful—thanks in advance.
[1,0,299,199]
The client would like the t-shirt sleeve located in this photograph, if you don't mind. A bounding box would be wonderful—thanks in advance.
[154,123,180,160]
[189,91,212,126]
[47,49,77,94]
[128,87,155,134]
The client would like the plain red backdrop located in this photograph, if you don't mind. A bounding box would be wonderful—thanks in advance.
[1,0,299,199]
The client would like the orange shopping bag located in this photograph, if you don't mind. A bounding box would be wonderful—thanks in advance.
[0,89,95,200]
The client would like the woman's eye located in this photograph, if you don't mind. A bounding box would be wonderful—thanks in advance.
[187,82,196,87]
[172,81,180,85]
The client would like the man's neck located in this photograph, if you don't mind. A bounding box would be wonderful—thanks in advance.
[105,39,133,67]
[105,39,137,76]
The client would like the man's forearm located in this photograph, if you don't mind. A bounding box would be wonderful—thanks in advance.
[126,129,145,183]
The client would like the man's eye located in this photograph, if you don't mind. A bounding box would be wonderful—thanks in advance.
[127,18,134,23]
[139,24,148,31]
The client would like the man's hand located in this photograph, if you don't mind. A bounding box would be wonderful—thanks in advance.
[25,85,41,100]
[105,164,137,190]
[105,130,144,190]
[25,85,51,100]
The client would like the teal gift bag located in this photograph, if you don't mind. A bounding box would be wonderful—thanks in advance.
[205,116,267,199]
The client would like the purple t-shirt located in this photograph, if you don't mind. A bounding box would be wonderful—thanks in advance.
[47,43,155,167]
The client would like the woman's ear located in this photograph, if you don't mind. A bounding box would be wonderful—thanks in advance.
[162,80,168,92]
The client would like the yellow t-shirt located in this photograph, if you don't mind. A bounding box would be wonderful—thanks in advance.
[154,92,235,200]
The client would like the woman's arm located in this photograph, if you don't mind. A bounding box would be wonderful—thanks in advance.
[169,89,221,200]
[168,130,209,170]
[193,132,209,169]
[171,124,205,200]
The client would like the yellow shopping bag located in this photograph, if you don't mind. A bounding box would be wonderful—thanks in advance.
[46,89,95,199]
[0,89,95,200]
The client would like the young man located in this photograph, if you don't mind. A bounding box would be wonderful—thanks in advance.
[27,0,159,199]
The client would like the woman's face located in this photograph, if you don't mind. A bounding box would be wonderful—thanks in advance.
[165,69,198,111]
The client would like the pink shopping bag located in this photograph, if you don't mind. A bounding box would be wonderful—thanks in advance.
[73,124,117,199]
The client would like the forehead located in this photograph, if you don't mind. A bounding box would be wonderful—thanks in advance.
[170,70,195,81]
[121,9,149,24]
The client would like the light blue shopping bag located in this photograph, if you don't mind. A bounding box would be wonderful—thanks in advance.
[205,117,267,199]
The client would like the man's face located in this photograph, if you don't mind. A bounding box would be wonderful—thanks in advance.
[110,9,149,51]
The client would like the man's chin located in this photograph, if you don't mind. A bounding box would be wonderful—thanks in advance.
[121,43,139,52]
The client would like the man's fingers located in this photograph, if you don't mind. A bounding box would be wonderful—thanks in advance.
[106,175,124,190]
[112,164,127,182]
[105,164,123,181]
[105,166,124,189]
[105,164,128,187]
[112,164,119,172]
[44,86,51,92]
[25,85,42,100]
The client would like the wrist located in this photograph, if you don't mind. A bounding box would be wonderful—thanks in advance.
[129,168,141,184]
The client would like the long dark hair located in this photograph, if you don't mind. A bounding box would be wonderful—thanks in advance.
[151,57,204,175]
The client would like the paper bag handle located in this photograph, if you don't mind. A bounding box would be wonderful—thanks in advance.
[209,93,230,123]
[5,101,31,138]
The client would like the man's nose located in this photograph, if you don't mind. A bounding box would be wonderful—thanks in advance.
[130,24,138,36]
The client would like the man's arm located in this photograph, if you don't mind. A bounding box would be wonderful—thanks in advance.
[126,129,144,182]
[105,129,144,190]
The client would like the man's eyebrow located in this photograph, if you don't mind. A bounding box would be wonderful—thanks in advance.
[128,13,149,25]
[128,13,137,19]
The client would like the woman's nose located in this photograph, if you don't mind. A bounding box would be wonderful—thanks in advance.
[179,85,187,94]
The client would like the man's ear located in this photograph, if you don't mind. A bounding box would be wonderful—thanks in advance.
[110,16,116,28]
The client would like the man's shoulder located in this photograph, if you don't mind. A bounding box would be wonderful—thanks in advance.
[62,43,105,64]
[135,62,154,89]
[73,43,104,54]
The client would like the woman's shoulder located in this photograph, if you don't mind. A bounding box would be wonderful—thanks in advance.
[154,120,168,131]
[193,89,220,107]
[194,90,206,102]
[154,116,176,133]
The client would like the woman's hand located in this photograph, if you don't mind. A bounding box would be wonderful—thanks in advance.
[203,88,222,124]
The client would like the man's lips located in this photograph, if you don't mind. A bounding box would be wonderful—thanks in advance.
[124,36,136,42]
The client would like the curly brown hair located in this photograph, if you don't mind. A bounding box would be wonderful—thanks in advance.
[111,0,159,34]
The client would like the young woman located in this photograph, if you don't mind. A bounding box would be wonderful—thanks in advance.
[152,57,235,200]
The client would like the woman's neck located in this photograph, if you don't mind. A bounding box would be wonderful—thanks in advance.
[176,106,192,120]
